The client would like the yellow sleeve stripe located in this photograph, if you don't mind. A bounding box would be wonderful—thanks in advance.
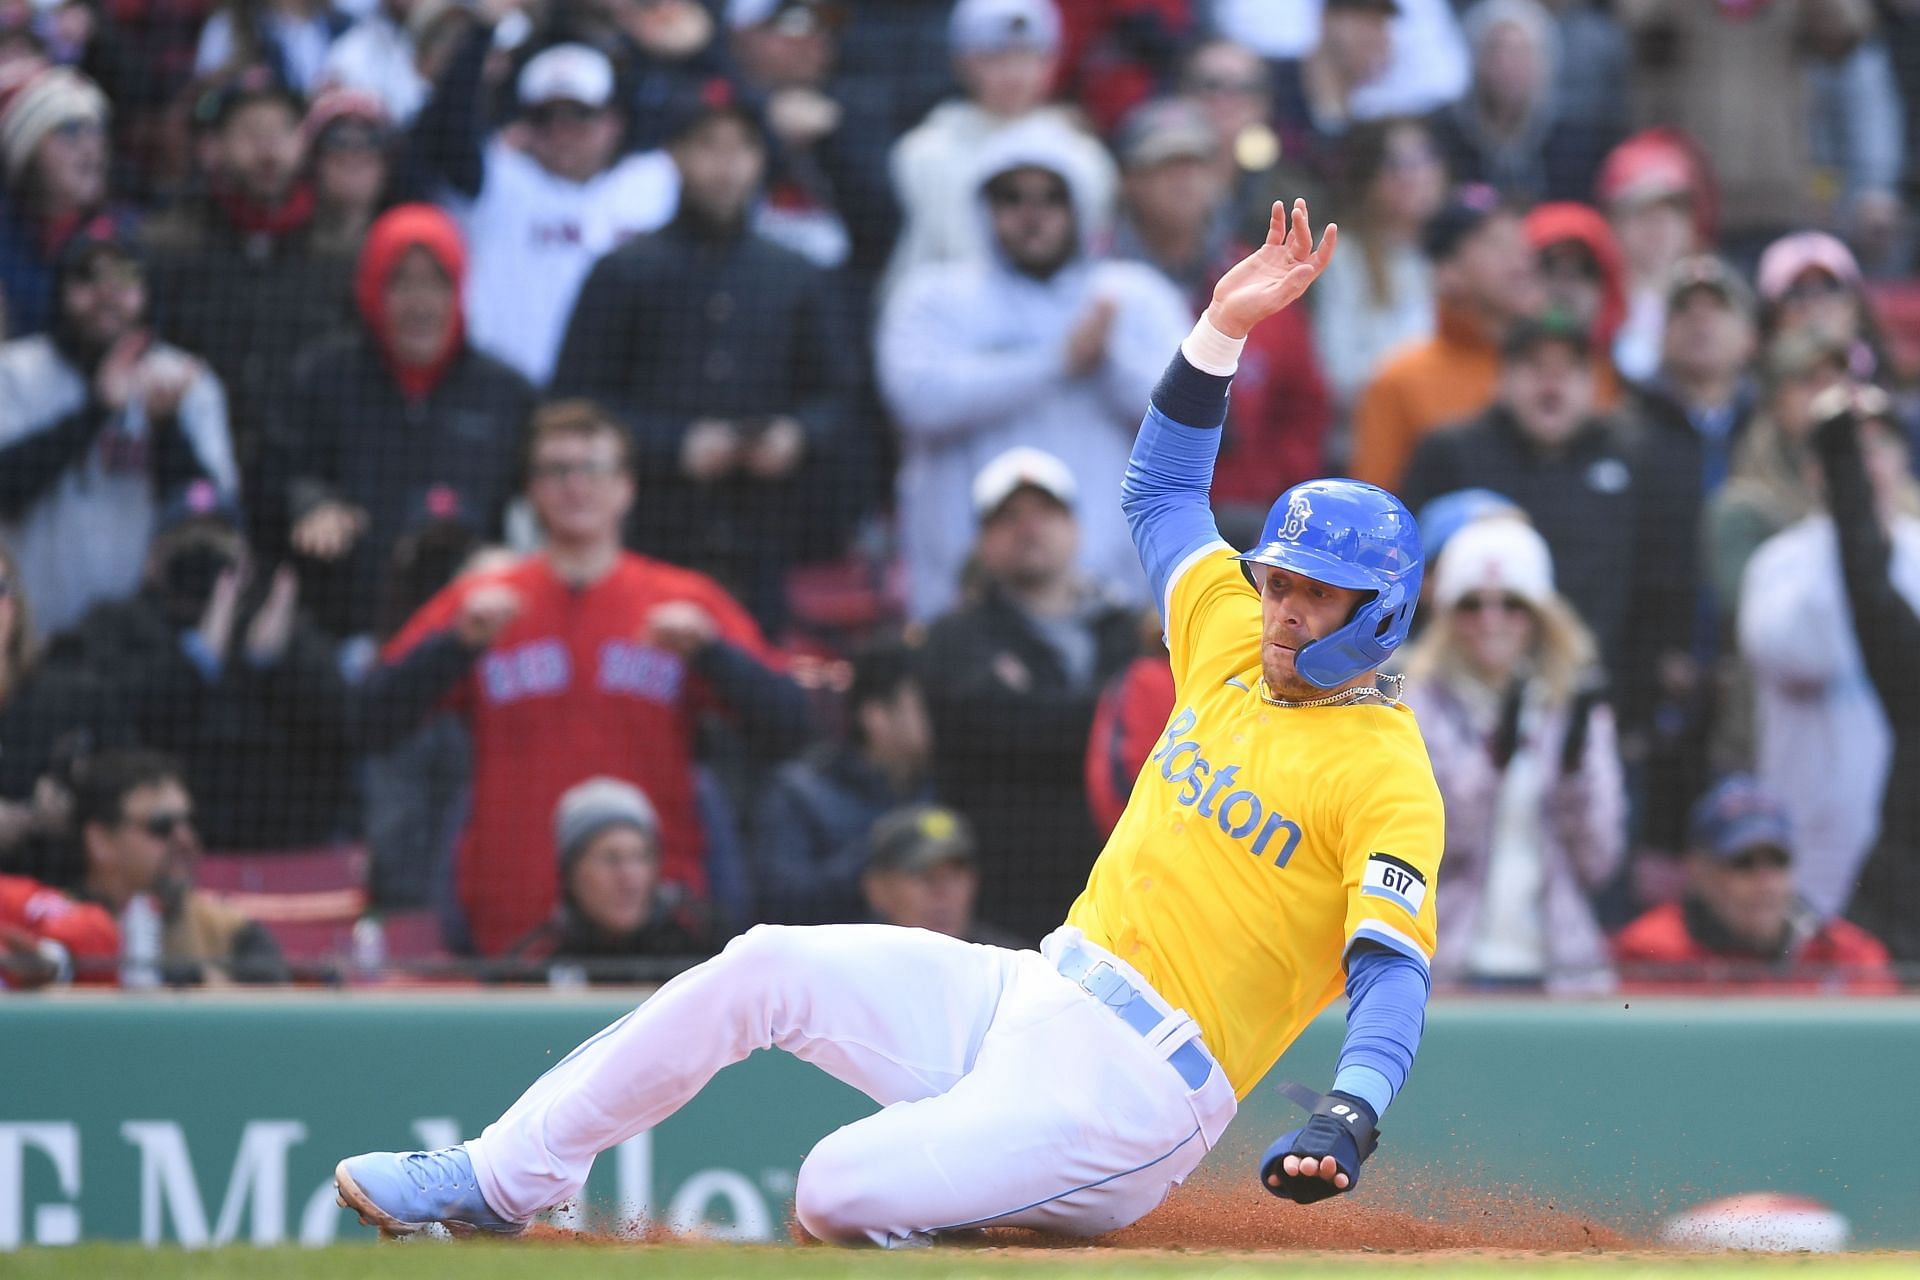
[1347,920,1432,969]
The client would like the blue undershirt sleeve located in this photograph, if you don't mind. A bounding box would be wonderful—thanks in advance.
[1122,353,1236,611]
[1331,942,1431,1120]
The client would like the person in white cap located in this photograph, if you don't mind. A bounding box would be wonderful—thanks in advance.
[1399,516,1623,993]
[878,120,1189,622]
[407,24,679,384]
[915,445,1145,944]
[881,0,1115,293]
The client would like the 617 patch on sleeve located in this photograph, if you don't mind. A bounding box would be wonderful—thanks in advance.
[1360,853,1427,915]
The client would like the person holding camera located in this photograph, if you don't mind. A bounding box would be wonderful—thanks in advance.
[551,92,861,634]
[35,492,359,852]
[1737,384,1920,937]
[1802,386,1920,961]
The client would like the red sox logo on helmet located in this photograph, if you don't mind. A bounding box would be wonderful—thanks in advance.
[1279,492,1313,542]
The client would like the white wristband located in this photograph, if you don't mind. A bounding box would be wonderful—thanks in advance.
[1180,312,1247,377]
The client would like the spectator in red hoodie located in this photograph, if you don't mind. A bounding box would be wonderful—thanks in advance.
[264,202,534,638]
[1523,200,1624,398]
[1613,774,1897,995]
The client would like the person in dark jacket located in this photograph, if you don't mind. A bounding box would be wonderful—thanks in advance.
[503,776,714,984]
[142,68,355,479]
[1628,257,1763,642]
[264,203,534,638]
[39,500,360,851]
[749,641,935,925]
[551,91,862,632]
[1400,313,1671,713]
[1621,256,1763,851]
[1815,387,1920,964]
[917,446,1140,943]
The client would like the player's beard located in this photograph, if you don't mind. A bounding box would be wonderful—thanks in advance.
[1262,638,1319,700]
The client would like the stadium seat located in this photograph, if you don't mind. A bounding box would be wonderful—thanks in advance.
[197,846,370,974]
[197,844,369,896]
[785,552,905,639]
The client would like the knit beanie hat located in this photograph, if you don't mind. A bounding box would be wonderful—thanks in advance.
[554,778,660,871]
[0,61,109,186]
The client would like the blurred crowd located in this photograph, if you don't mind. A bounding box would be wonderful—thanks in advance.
[2,0,1918,994]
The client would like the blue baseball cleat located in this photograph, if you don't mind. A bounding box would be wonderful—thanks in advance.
[334,1147,526,1238]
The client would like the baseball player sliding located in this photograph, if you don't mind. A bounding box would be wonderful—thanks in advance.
[335,199,1444,1243]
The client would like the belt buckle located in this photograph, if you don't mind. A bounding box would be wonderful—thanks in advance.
[1080,960,1132,1011]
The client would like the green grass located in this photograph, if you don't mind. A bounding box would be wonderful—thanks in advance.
[9,1245,1920,1280]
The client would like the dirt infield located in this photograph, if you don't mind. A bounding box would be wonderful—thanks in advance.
[516,1167,1636,1254]
[1000,1176,1636,1252]
[17,1244,1920,1280]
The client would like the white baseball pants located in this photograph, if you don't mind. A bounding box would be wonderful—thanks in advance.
[465,923,1237,1246]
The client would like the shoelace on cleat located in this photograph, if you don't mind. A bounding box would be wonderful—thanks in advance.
[400,1151,472,1194]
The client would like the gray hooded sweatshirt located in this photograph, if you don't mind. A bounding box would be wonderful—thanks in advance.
[877,117,1193,622]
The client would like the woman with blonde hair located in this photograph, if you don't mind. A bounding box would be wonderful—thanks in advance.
[1401,516,1625,992]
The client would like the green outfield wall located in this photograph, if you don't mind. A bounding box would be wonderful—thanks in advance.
[3,994,1916,1249]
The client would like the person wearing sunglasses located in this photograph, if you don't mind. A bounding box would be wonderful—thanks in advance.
[879,122,1190,622]
[1612,774,1895,994]
[882,0,1116,292]
[70,748,287,986]
[1400,515,1624,992]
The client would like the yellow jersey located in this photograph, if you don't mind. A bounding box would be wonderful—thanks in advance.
[1066,547,1445,1099]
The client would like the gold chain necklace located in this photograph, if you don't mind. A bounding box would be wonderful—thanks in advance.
[1258,673,1404,709]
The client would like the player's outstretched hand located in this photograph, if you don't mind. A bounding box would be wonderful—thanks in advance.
[1205,198,1336,340]
[1260,1082,1378,1205]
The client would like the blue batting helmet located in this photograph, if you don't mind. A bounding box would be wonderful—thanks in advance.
[1234,479,1424,688]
